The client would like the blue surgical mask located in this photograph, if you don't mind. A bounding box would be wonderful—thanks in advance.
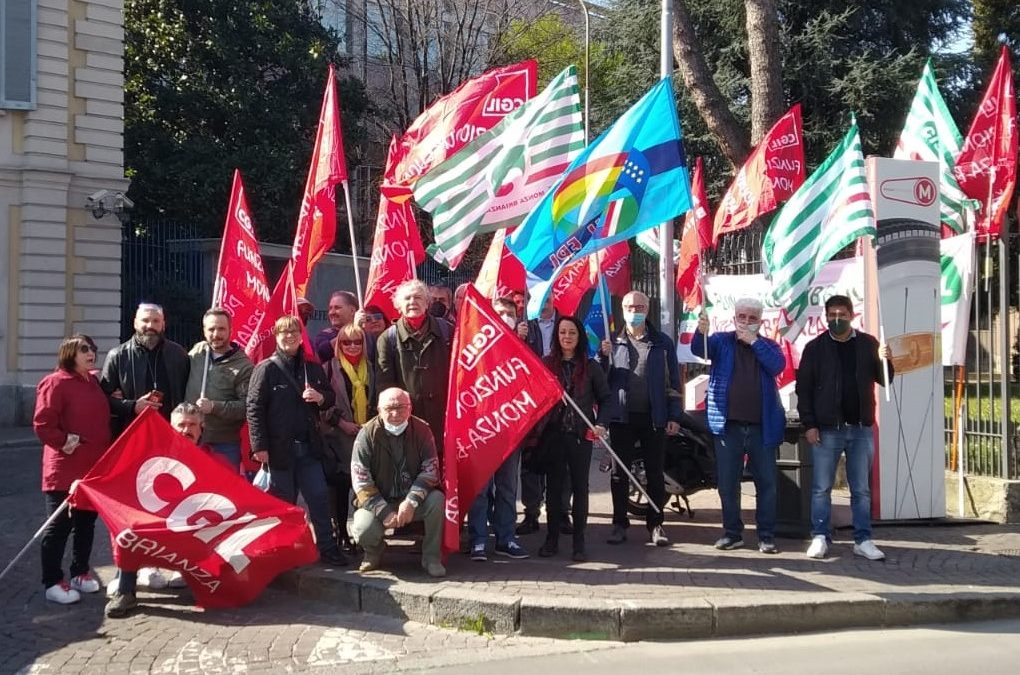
[383,420,408,435]
[623,311,646,328]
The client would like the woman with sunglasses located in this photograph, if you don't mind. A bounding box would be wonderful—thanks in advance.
[322,323,377,551]
[538,316,615,561]
[32,335,111,604]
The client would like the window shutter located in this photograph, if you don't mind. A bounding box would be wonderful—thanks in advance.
[1,0,37,110]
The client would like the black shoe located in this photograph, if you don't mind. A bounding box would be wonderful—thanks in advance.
[104,592,137,619]
[320,549,348,566]
[339,537,357,554]
[560,516,574,535]
[516,517,540,535]
[538,539,559,557]
[607,525,627,545]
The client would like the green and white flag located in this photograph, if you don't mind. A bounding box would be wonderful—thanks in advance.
[940,231,975,366]
[414,66,584,269]
[636,226,680,261]
[894,60,976,234]
[763,120,875,341]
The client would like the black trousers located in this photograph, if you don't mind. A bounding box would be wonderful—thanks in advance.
[609,413,666,530]
[326,471,353,542]
[544,431,593,550]
[40,490,98,587]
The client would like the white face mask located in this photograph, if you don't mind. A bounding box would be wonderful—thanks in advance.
[383,420,408,435]
[501,314,517,329]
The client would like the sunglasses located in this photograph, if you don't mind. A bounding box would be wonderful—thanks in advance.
[366,313,385,321]
[339,339,362,347]
[78,344,98,354]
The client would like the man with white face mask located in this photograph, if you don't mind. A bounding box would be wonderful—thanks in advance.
[349,387,445,577]
[692,297,785,554]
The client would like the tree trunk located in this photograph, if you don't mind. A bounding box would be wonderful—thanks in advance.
[671,1,750,169]
[745,0,784,145]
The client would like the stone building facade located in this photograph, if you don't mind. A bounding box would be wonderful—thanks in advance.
[0,0,126,425]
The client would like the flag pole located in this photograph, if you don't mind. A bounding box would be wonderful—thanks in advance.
[200,347,211,399]
[657,0,676,345]
[875,291,892,402]
[597,273,613,365]
[983,166,995,293]
[0,498,70,583]
[341,180,365,305]
[561,392,661,513]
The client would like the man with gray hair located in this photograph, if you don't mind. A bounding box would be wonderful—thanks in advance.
[101,303,190,437]
[692,297,785,554]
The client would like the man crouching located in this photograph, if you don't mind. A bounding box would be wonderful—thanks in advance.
[350,387,445,578]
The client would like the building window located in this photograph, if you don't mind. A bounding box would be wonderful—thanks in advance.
[1,0,37,110]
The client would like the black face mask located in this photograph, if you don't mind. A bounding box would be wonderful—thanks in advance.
[428,301,449,318]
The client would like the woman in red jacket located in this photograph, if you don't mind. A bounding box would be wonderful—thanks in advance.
[33,334,111,604]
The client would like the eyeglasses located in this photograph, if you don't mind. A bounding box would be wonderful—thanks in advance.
[277,329,300,337]
[367,313,385,321]
[339,339,362,347]
[78,344,98,354]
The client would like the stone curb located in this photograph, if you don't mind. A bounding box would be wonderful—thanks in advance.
[274,569,1020,641]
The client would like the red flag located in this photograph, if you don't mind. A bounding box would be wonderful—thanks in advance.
[474,228,527,300]
[291,65,348,298]
[549,242,630,317]
[596,242,631,298]
[245,262,318,365]
[441,286,563,557]
[713,104,805,244]
[69,409,318,609]
[364,138,426,321]
[676,157,712,307]
[213,170,270,347]
[954,47,1017,240]
[384,60,538,197]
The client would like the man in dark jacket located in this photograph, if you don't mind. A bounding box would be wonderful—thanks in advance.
[376,279,452,449]
[246,315,345,566]
[313,290,358,363]
[693,297,785,554]
[185,308,253,470]
[796,295,893,562]
[601,290,682,547]
[101,303,190,437]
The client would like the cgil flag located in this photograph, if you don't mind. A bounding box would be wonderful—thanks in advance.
[414,66,584,269]
[550,241,630,317]
[441,285,563,558]
[763,119,876,341]
[894,60,975,235]
[213,170,270,349]
[509,78,692,319]
[289,65,348,298]
[713,104,806,245]
[675,157,713,308]
[954,46,1018,240]
[474,228,527,301]
[69,409,319,609]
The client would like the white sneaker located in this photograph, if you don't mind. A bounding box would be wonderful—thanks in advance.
[806,535,828,559]
[106,575,120,597]
[853,539,886,561]
[69,572,100,594]
[45,581,81,605]
[166,571,187,588]
[138,567,168,589]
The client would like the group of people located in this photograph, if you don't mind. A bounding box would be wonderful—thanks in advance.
[33,276,891,621]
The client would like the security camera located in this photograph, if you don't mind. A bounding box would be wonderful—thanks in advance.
[112,193,134,212]
[85,189,110,209]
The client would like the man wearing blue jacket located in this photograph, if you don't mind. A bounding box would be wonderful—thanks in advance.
[602,290,683,547]
[693,297,785,554]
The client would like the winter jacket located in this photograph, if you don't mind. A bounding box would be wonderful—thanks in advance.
[602,322,683,429]
[796,330,893,430]
[100,337,190,436]
[542,356,616,437]
[376,316,452,444]
[184,342,254,443]
[526,314,558,357]
[692,329,786,448]
[351,415,440,521]
[33,370,112,492]
[245,348,335,471]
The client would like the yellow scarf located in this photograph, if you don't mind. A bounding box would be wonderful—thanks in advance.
[339,355,370,424]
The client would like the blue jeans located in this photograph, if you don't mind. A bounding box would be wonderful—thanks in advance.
[468,450,520,547]
[811,425,874,544]
[268,441,338,556]
[713,422,777,541]
[208,442,241,472]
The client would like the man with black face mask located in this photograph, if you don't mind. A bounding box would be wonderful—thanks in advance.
[428,284,454,321]
[693,297,785,555]
[797,294,892,562]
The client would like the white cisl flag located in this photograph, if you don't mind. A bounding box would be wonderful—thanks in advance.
[213,170,270,347]
[940,231,976,366]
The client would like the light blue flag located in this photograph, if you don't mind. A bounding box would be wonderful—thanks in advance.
[508,78,692,318]
[583,277,613,357]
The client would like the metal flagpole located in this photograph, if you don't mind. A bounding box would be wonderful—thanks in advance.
[658,0,676,344]
[577,0,590,146]
[0,498,70,583]
[341,180,365,305]
[200,347,211,399]
[561,392,661,513]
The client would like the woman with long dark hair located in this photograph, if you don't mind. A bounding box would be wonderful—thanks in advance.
[538,316,615,561]
[33,334,111,604]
